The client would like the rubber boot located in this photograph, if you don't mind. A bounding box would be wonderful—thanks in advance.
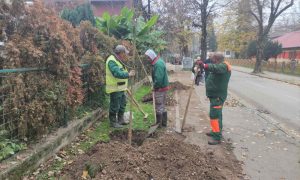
[118,113,128,125]
[109,113,123,128]
[208,138,221,145]
[162,111,168,127]
[156,113,163,128]
[206,131,213,137]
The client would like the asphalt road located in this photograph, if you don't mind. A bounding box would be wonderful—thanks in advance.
[229,71,300,131]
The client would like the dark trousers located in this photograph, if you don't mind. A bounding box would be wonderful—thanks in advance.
[109,91,127,115]
[209,97,225,140]
[154,91,167,114]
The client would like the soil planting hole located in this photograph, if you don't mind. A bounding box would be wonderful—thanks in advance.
[110,130,148,147]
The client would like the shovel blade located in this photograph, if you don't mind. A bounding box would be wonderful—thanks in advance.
[147,124,159,136]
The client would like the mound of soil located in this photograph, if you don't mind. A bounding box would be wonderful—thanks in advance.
[170,81,190,90]
[61,132,239,179]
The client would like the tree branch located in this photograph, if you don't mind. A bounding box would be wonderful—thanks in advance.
[250,10,260,23]
[192,21,202,28]
[275,0,294,18]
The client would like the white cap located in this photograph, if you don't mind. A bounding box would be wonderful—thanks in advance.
[145,49,157,61]
[115,45,129,54]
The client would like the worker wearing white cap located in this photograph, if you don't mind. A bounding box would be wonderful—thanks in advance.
[145,49,169,127]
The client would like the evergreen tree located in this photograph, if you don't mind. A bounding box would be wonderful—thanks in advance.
[61,3,95,27]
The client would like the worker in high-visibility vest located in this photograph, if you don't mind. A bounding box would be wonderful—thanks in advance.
[106,45,135,128]
[199,53,231,145]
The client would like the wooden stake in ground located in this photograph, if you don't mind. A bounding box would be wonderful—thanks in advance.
[128,14,137,146]
[181,82,194,132]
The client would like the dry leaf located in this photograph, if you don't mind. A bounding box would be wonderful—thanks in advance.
[82,170,88,179]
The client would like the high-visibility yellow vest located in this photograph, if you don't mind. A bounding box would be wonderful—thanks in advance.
[105,55,128,94]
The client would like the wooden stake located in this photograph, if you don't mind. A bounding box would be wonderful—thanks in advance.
[181,83,194,131]
[128,14,137,146]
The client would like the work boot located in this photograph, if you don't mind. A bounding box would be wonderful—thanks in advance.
[118,113,128,125]
[109,113,123,128]
[156,113,163,127]
[208,139,221,145]
[162,112,168,127]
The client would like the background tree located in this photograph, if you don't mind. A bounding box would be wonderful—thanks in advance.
[247,40,282,61]
[249,0,294,73]
[207,23,217,52]
[61,3,95,27]
[191,0,230,61]
[216,0,256,58]
[154,0,194,57]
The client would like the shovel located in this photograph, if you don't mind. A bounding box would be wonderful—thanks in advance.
[147,91,159,137]
[126,89,149,120]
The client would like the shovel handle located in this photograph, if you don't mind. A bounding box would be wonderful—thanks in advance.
[127,89,147,116]
[181,84,194,131]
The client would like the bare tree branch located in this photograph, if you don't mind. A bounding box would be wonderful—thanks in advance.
[276,0,294,18]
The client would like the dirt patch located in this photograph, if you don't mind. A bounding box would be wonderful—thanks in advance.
[61,132,241,180]
[170,81,190,90]
[142,93,177,106]
[224,95,244,107]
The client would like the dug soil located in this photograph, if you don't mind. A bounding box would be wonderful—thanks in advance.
[141,81,189,106]
[61,131,241,180]
[142,93,176,106]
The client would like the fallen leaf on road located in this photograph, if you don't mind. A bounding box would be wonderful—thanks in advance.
[82,170,88,179]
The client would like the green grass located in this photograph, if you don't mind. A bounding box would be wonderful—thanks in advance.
[127,85,155,130]
[78,120,110,151]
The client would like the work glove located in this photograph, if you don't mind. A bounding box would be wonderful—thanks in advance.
[193,66,199,72]
[198,62,206,69]
[129,70,136,77]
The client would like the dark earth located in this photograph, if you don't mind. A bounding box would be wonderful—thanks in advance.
[61,131,242,180]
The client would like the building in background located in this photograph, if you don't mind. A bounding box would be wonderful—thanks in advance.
[43,0,86,12]
[273,30,300,60]
[91,0,133,17]
[43,0,134,16]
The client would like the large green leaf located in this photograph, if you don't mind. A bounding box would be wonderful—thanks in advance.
[137,15,159,36]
